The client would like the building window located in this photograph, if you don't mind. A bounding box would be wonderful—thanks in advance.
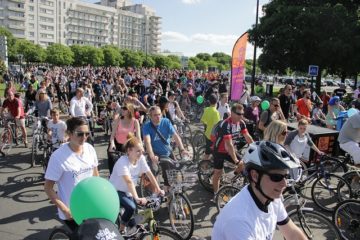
[28,15,34,20]
[29,32,34,37]
[29,23,34,29]
[29,6,34,11]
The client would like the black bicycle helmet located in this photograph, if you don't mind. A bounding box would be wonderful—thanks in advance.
[243,141,300,172]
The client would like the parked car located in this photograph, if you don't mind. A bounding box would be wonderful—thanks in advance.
[325,79,337,86]
[283,78,294,85]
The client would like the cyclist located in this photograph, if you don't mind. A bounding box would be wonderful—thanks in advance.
[212,141,307,240]
[109,133,164,233]
[217,93,231,120]
[279,84,294,120]
[212,103,253,196]
[338,100,360,190]
[0,90,28,149]
[44,117,99,232]
[294,89,312,122]
[263,120,288,145]
[143,106,189,190]
[108,103,141,174]
[284,119,324,162]
[258,98,286,132]
[325,96,345,129]
[47,108,67,144]
[34,90,52,127]
[200,94,220,160]
[167,91,187,123]
[69,88,93,118]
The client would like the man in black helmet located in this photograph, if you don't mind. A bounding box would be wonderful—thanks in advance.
[212,141,307,240]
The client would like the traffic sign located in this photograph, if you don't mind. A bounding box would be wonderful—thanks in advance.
[308,65,319,77]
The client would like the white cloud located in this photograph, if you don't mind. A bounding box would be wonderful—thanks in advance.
[181,0,202,4]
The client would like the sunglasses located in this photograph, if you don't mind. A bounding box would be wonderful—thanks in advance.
[234,111,244,116]
[272,104,280,108]
[122,107,128,110]
[75,131,90,137]
[264,172,290,182]
[281,130,288,136]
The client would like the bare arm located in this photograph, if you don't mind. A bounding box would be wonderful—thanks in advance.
[93,167,99,176]
[172,132,185,151]
[123,175,141,200]
[224,138,239,164]
[278,219,308,240]
[44,180,72,219]
[134,119,141,141]
[145,170,162,194]
[243,131,254,144]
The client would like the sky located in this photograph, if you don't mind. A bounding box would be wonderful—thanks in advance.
[85,0,270,58]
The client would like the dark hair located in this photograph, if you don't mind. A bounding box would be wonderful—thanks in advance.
[231,103,244,113]
[209,94,218,105]
[66,117,88,133]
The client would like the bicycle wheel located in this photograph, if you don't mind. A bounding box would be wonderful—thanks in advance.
[174,137,195,163]
[169,192,194,240]
[48,228,72,240]
[333,199,360,240]
[311,174,351,212]
[215,185,240,212]
[197,160,214,192]
[321,156,348,175]
[0,128,13,155]
[192,130,206,150]
[31,135,39,167]
[140,226,182,240]
[195,146,206,163]
[288,209,342,239]
[342,171,360,198]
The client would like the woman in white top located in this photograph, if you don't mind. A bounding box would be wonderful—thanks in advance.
[109,133,164,232]
[167,91,186,123]
[44,117,99,232]
[217,93,231,119]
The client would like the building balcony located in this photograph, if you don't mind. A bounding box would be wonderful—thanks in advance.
[7,6,25,12]
[8,15,25,21]
[13,33,25,38]
[8,24,25,30]
[9,0,25,3]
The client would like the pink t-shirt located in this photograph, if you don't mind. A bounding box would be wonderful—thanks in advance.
[115,119,135,144]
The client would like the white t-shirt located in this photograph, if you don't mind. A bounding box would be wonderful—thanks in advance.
[217,102,230,119]
[47,120,67,143]
[212,185,288,240]
[109,155,150,196]
[289,134,308,159]
[144,79,151,88]
[45,143,98,220]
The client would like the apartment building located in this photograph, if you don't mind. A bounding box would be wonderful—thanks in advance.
[0,0,161,53]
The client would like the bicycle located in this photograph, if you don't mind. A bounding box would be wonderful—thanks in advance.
[31,117,48,167]
[0,118,24,157]
[280,180,342,240]
[139,157,196,240]
[332,199,360,240]
[41,140,62,174]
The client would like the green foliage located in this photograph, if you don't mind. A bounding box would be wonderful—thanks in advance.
[71,45,88,66]
[187,60,196,70]
[0,59,7,77]
[152,54,172,69]
[13,39,46,63]
[120,49,142,68]
[142,56,156,68]
[102,45,123,67]
[249,0,360,77]
[0,27,17,62]
[195,59,208,71]
[46,44,74,66]
[85,46,104,66]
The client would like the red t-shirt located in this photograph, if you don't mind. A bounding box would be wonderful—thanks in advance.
[296,98,311,118]
[320,95,330,106]
[2,98,25,119]
[215,118,248,153]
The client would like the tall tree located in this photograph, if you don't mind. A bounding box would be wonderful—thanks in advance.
[46,44,74,66]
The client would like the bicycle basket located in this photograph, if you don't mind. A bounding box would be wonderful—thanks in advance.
[166,169,197,187]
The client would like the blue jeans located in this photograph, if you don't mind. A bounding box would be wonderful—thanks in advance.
[117,191,136,227]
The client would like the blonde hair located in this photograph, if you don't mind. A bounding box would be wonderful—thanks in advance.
[264,120,287,144]
[124,133,142,152]
[124,103,135,119]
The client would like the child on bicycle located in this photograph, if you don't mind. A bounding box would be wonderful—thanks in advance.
[109,133,164,233]
[47,108,67,145]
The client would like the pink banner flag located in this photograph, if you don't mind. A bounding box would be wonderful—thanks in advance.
[231,33,248,101]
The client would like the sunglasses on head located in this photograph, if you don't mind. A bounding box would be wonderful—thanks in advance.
[75,131,90,137]
[264,172,290,182]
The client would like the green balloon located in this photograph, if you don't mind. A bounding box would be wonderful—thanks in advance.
[261,100,270,110]
[70,177,119,224]
[197,95,204,104]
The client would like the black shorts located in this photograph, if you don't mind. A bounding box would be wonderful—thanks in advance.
[213,152,235,170]
[205,138,213,155]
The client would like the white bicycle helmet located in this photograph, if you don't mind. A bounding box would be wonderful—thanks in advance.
[243,141,300,172]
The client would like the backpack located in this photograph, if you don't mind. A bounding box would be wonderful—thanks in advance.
[210,119,226,152]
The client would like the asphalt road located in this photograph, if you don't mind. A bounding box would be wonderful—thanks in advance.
[0,125,218,240]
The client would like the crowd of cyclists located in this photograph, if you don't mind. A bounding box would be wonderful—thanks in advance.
[0,65,359,239]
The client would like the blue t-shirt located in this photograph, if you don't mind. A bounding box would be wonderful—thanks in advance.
[142,118,175,157]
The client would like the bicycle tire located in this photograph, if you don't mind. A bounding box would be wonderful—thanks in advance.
[215,185,240,212]
[288,208,342,239]
[320,156,348,175]
[169,192,194,240]
[31,135,39,167]
[333,199,360,240]
[0,128,12,155]
[197,160,214,192]
[342,171,360,198]
[48,228,72,240]
[311,173,351,212]
[183,124,192,140]
[140,226,182,240]
[192,130,206,150]
[174,137,195,163]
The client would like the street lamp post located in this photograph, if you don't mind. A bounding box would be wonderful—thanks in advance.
[251,0,260,96]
